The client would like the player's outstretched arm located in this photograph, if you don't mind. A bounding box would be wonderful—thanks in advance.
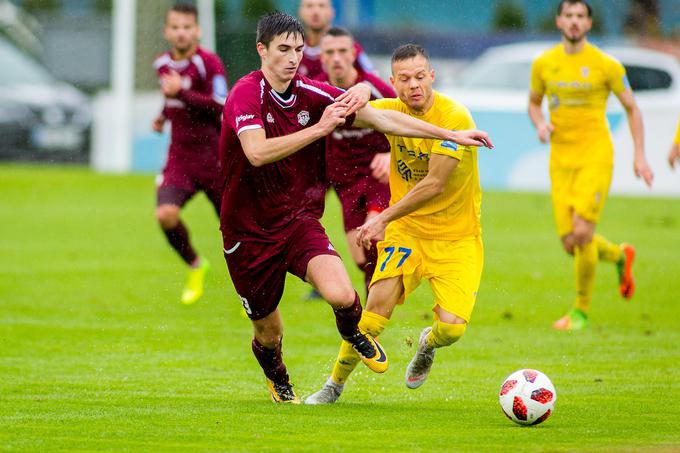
[239,103,348,167]
[354,105,493,148]
[616,89,653,187]
[356,153,459,249]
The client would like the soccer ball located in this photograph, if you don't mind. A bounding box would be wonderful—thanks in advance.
[499,369,556,426]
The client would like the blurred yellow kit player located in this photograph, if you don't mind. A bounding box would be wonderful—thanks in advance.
[306,44,493,404]
[528,0,654,330]
[668,116,680,170]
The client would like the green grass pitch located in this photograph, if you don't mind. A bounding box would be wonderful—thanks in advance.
[1,164,679,452]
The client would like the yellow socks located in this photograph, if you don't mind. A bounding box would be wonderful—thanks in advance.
[574,240,598,313]
[331,311,389,385]
[594,234,622,263]
[426,320,466,348]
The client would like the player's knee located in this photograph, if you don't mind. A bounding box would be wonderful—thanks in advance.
[156,205,180,229]
[572,228,593,247]
[253,326,283,349]
[323,284,356,309]
[430,320,467,348]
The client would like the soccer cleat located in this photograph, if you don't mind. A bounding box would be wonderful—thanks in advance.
[552,308,588,331]
[617,243,636,299]
[304,378,343,405]
[181,258,210,305]
[346,331,388,373]
[267,378,301,404]
[405,327,436,389]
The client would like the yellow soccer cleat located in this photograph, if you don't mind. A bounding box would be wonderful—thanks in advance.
[346,331,388,374]
[267,378,301,404]
[181,258,210,305]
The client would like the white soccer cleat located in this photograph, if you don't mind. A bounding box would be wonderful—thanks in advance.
[304,378,343,405]
[405,327,436,389]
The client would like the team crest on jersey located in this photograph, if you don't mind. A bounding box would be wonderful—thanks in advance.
[266,112,275,123]
[297,110,310,126]
[581,66,589,78]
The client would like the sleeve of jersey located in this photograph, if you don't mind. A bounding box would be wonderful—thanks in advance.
[431,106,475,161]
[176,55,228,113]
[228,82,264,136]
[607,57,630,94]
[529,57,545,95]
[368,98,401,111]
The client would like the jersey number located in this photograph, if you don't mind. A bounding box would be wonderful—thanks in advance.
[379,246,412,272]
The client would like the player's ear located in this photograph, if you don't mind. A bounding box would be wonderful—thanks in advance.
[256,42,267,58]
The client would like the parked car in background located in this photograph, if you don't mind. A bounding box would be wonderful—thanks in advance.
[0,35,91,162]
[439,41,680,195]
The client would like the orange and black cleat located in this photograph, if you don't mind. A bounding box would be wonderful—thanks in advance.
[617,243,636,299]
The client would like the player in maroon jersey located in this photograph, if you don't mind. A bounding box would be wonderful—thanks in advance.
[317,27,395,291]
[297,0,374,78]
[152,3,228,306]
[219,12,491,403]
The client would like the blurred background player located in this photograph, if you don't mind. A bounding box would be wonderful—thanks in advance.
[306,44,490,404]
[528,0,654,330]
[152,3,228,305]
[317,27,395,293]
[220,12,491,404]
[668,116,680,170]
[297,0,374,78]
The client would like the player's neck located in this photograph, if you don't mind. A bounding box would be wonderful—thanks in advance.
[330,68,358,90]
[262,67,293,93]
[561,37,588,54]
[171,43,198,60]
[408,94,435,117]
[305,29,326,48]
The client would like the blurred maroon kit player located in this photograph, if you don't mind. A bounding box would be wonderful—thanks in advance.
[316,27,395,289]
[219,12,492,403]
[297,0,374,78]
[152,3,228,305]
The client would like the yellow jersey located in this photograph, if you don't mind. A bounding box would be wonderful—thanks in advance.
[369,91,481,240]
[674,117,680,145]
[530,42,629,167]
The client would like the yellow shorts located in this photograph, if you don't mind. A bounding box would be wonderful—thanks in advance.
[550,164,612,237]
[370,224,484,322]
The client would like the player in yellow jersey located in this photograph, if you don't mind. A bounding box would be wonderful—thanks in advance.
[529,0,654,330]
[306,44,490,403]
[668,117,680,169]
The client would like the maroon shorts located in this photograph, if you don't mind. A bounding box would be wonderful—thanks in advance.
[332,177,390,232]
[156,147,222,213]
[222,219,340,320]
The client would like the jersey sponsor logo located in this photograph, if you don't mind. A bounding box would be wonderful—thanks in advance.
[441,140,458,151]
[397,159,413,182]
[297,110,310,126]
[266,112,275,123]
[397,144,429,161]
[332,128,372,140]
[236,114,255,125]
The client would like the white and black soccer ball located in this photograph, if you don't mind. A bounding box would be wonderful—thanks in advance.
[499,369,556,426]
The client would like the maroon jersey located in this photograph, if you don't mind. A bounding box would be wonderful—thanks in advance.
[219,71,354,242]
[316,71,395,185]
[298,41,373,79]
[153,47,228,157]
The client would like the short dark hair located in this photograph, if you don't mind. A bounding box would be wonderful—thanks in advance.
[557,0,592,17]
[167,3,198,22]
[324,26,354,40]
[256,11,305,48]
[391,43,430,64]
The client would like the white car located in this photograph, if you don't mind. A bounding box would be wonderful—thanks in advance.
[439,42,680,195]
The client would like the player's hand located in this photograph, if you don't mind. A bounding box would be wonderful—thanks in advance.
[356,213,388,249]
[335,82,371,116]
[537,122,554,144]
[317,102,349,135]
[161,71,182,97]
[370,152,390,184]
[151,115,166,133]
[668,144,680,170]
[634,155,654,187]
[449,129,494,149]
